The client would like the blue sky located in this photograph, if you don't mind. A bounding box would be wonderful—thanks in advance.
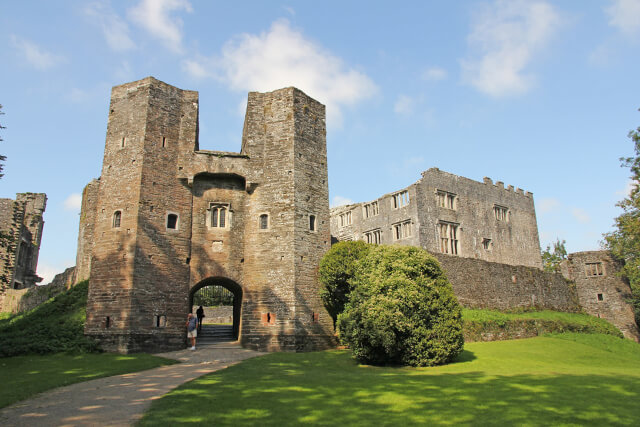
[2,0,640,283]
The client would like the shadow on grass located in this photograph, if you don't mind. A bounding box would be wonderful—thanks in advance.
[139,350,640,426]
[0,353,177,409]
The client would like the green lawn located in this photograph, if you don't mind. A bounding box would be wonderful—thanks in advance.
[139,333,640,426]
[0,352,177,409]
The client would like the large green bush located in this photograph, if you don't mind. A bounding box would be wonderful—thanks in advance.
[318,240,371,326]
[337,245,464,366]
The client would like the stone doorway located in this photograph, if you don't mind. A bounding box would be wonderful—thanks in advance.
[189,277,243,341]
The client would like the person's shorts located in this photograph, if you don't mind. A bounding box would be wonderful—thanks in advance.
[188,329,197,338]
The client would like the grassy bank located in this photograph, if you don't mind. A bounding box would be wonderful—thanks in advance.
[139,333,640,426]
[0,281,178,408]
[462,308,622,341]
[0,281,98,357]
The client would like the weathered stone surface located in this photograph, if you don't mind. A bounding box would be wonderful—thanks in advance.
[81,77,335,353]
[331,168,542,268]
[1,267,75,314]
[561,251,640,341]
[433,253,580,312]
[0,193,46,312]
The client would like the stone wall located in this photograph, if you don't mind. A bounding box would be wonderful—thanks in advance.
[330,168,542,268]
[191,305,233,323]
[0,193,47,295]
[432,253,580,312]
[561,251,640,341]
[1,267,75,314]
[75,180,99,283]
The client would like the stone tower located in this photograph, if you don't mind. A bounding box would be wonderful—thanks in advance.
[82,77,335,353]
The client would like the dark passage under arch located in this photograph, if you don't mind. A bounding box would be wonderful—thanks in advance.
[189,277,243,340]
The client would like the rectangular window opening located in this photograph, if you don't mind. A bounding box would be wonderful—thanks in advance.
[482,238,492,250]
[393,221,412,240]
[363,201,379,218]
[597,293,604,301]
[585,262,604,277]
[339,211,352,227]
[437,190,457,210]
[494,205,509,221]
[392,191,410,209]
[438,222,459,255]
[210,203,230,228]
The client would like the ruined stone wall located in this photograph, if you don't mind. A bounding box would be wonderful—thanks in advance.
[330,184,420,248]
[561,251,639,341]
[1,267,75,314]
[75,180,99,283]
[0,193,46,295]
[330,168,542,268]
[83,78,335,353]
[416,169,541,268]
[432,253,580,312]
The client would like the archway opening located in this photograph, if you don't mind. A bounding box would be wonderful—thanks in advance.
[189,277,243,341]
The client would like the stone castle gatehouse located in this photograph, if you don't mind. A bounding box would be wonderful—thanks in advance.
[78,77,335,353]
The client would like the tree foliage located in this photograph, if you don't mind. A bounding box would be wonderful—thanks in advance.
[336,245,464,367]
[541,239,567,273]
[603,109,640,324]
[318,240,371,326]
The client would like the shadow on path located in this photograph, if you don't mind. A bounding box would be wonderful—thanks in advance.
[0,342,265,426]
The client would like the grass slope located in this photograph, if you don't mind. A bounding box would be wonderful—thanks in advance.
[0,281,99,357]
[0,280,178,408]
[139,333,640,426]
[463,309,622,340]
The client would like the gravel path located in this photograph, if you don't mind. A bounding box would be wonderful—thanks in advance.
[0,342,265,426]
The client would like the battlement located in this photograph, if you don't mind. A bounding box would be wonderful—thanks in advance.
[426,168,533,198]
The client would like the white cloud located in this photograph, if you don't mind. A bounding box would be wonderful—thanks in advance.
[128,0,192,53]
[394,95,415,115]
[183,58,210,79]
[184,19,377,126]
[538,198,560,214]
[10,35,64,70]
[422,67,447,81]
[572,208,590,224]
[85,1,135,51]
[615,179,636,198]
[331,196,354,208]
[37,262,73,286]
[606,0,640,36]
[461,0,560,97]
[64,193,82,211]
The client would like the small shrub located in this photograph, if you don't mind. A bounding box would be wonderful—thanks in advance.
[319,240,371,326]
[337,245,464,366]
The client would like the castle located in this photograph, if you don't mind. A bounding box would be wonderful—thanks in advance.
[3,77,635,351]
[76,77,335,353]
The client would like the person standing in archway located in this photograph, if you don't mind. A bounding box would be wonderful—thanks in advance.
[196,305,205,332]
[186,313,197,350]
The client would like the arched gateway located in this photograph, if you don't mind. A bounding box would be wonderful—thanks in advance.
[80,77,336,353]
[190,277,242,340]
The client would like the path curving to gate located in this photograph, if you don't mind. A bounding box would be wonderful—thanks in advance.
[0,343,265,426]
